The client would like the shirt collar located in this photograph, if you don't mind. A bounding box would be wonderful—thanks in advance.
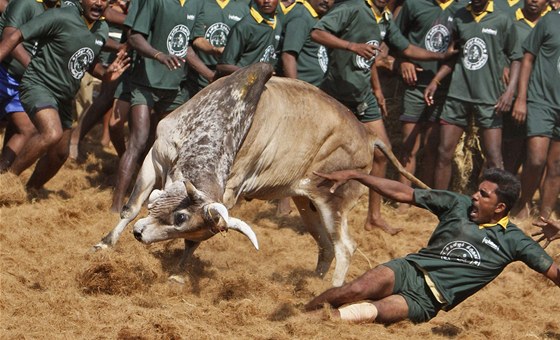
[515,6,551,28]
[435,0,454,10]
[467,0,494,23]
[179,0,186,6]
[250,5,277,29]
[507,0,520,6]
[280,0,304,14]
[303,0,319,17]
[479,215,509,229]
[216,0,230,9]
[37,0,61,9]
[365,0,392,23]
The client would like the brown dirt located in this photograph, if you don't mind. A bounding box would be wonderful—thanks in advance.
[1,124,559,340]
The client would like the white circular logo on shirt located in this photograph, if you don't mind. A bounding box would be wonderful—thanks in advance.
[260,45,276,63]
[425,24,450,53]
[318,45,328,73]
[205,23,230,47]
[463,37,488,71]
[440,241,481,266]
[68,47,95,80]
[355,40,380,70]
[167,24,190,58]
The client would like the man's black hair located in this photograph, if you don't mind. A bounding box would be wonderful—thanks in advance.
[480,168,521,213]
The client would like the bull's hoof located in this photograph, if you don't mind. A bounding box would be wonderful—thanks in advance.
[91,242,110,252]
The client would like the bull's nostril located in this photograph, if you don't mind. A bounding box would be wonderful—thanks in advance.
[133,230,142,241]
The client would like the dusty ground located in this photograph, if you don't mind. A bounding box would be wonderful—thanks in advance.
[1,117,559,339]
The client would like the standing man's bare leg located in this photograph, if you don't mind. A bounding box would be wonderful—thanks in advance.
[433,124,464,190]
[27,128,72,189]
[362,120,401,234]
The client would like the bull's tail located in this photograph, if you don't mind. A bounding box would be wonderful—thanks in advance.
[373,139,431,190]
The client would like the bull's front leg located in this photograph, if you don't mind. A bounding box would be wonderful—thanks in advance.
[178,240,201,269]
[93,149,158,250]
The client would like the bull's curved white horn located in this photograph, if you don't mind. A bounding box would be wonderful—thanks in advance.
[228,217,259,250]
[204,202,229,222]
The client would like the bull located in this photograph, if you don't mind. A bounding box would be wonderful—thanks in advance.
[94,63,425,286]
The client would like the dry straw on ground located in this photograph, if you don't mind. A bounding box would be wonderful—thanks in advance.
[1,98,559,339]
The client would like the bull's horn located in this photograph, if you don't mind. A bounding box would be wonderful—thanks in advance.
[204,202,229,223]
[228,217,259,250]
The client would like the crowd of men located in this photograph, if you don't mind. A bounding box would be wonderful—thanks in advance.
[0,0,559,327]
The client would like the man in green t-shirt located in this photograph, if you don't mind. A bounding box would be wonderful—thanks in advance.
[311,0,456,235]
[501,0,550,175]
[0,0,129,190]
[111,0,206,212]
[511,9,560,222]
[216,0,282,77]
[0,0,60,172]
[393,0,465,202]
[305,168,559,324]
[281,0,333,86]
[424,0,522,191]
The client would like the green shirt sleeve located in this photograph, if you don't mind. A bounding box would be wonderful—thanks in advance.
[502,16,522,62]
[130,0,157,36]
[19,8,61,42]
[414,189,470,221]
[313,3,354,36]
[384,18,410,52]
[4,0,36,28]
[220,21,246,65]
[282,17,309,54]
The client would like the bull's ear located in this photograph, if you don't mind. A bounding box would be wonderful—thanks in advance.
[148,189,164,208]
[184,180,204,202]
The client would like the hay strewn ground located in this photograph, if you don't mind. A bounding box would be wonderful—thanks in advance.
[1,116,559,339]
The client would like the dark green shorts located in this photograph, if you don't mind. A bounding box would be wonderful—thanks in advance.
[337,91,382,123]
[113,71,131,102]
[401,86,445,123]
[526,101,560,139]
[130,83,187,114]
[441,97,502,129]
[19,83,73,129]
[383,258,443,323]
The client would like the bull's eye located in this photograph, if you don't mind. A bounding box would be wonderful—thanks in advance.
[174,212,187,225]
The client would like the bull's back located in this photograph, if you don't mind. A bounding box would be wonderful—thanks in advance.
[224,77,374,204]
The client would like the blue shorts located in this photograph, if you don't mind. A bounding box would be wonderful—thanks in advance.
[0,64,25,119]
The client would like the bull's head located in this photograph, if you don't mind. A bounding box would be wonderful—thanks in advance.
[132,181,258,249]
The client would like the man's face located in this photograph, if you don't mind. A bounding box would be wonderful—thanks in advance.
[254,0,278,15]
[471,0,490,11]
[309,0,334,16]
[469,181,503,224]
[81,0,109,23]
[524,0,549,16]
[372,0,388,10]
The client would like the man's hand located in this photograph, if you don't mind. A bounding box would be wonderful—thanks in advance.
[373,89,388,118]
[532,217,560,249]
[347,42,378,60]
[494,89,515,114]
[314,170,359,194]
[104,49,131,82]
[155,52,184,70]
[400,61,423,87]
[424,80,438,106]
[511,98,527,125]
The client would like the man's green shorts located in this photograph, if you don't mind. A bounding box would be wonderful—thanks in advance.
[114,71,132,102]
[400,86,445,123]
[130,83,187,114]
[526,101,560,140]
[383,258,444,323]
[336,91,382,123]
[19,82,74,129]
[441,97,502,128]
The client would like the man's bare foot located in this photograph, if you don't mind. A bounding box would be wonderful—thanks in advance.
[364,216,402,235]
[511,202,532,221]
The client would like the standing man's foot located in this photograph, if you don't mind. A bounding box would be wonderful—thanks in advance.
[511,203,532,221]
[364,216,402,235]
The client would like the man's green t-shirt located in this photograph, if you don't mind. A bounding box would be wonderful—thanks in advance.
[219,6,282,68]
[523,9,560,109]
[0,0,57,80]
[189,0,249,89]
[406,189,553,311]
[395,0,464,88]
[494,0,523,16]
[129,0,205,90]
[281,2,328,86]
[19,5,108,100]
[446,4,522,105]
[314,0,409,103]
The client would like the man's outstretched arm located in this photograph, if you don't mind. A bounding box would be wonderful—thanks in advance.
[314,170,415,204]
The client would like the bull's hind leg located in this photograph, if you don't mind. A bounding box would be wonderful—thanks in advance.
[293,196,334,278]
[93,148,158,250]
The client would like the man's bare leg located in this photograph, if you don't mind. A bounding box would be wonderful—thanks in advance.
[362,120,401,234]
[434,123,464,190]
[26,128,72,189]
[10,108,62,175]
[480,127,504,169]
[513,136,550,219]
[109,98,130,158]
[539,140,560,219]
[0,111,36,172]
[111,104,151,212]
